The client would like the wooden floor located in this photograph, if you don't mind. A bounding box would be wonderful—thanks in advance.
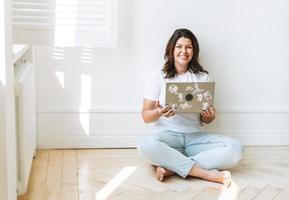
[18,146,289,200]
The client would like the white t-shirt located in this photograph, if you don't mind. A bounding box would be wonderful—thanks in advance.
[143,70,210,133]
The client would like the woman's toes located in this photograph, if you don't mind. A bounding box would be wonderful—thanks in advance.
[156,167,166,182]
[222,171,231,187]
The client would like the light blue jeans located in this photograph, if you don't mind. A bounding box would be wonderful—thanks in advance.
[137,131,243,178]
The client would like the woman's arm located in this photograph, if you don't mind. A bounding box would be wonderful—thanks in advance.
[200,106,216,124]
[142,99,175,123]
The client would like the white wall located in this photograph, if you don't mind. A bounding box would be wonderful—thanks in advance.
[1,0,17,198]
[35,0,289,148]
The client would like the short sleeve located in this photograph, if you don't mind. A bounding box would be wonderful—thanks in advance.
[204,73,210,82]
[143,71,162,101]
[198,72,210,82]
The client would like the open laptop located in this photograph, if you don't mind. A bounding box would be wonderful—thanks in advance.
[165,82,215,113]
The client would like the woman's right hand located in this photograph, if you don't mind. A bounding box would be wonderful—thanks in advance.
[142,99,175,123]
[156,102,175,118]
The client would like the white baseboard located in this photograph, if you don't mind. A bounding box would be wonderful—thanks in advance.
[234,135,289,146]
[36,107,289,148]
[37,136,139,149]
[37,106,289,113]
[37,133,289,149]
[210,129,289,146]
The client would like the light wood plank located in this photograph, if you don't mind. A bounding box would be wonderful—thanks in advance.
[193,188,220,200]
[151,189,179,200]
[237,186,264,200]
[17,194,27,200]
[62,150,77,184]
[108,188,157,200]
[274,185,289,200]
[46,150,63,194]
[253,185,282,200]
[25,150,49,200]
[108,190,141,200]
[20,147,289,200]
[46,184,78,200]
[174,188,203,200]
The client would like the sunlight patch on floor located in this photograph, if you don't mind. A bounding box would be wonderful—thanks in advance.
[95,166,137,200]
[217,179,240,200]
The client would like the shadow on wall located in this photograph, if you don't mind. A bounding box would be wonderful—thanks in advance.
[51,47,93,136]
[36,0,139,139]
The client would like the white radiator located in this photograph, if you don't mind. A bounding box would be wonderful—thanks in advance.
[14,61,36,195]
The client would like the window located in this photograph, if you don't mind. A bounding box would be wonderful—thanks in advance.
[13,0,118,47]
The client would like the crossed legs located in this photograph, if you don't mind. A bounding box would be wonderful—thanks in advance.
[137,131,243,185]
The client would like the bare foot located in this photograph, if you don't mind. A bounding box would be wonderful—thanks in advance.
[189,166,232,187]
[155,166,175,182]
[207,170,231,187]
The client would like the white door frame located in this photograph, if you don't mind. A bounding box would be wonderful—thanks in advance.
[0,0,17,199]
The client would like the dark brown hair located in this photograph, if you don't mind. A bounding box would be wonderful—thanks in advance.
[162,28,208,79]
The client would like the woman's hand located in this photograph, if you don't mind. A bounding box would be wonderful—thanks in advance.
[142,99,175,123]
[156,102,175,118]
[200,106,216,124]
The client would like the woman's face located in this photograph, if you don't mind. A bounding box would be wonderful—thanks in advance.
[173,37,193,69]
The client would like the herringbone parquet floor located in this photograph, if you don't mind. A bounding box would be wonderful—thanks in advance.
[18,146,289,200]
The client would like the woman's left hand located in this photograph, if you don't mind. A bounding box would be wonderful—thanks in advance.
[200,106,216,124]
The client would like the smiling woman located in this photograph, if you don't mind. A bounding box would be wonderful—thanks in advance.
[137,28,243,186]
[162,29,208,79]
[173,37,193,74]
